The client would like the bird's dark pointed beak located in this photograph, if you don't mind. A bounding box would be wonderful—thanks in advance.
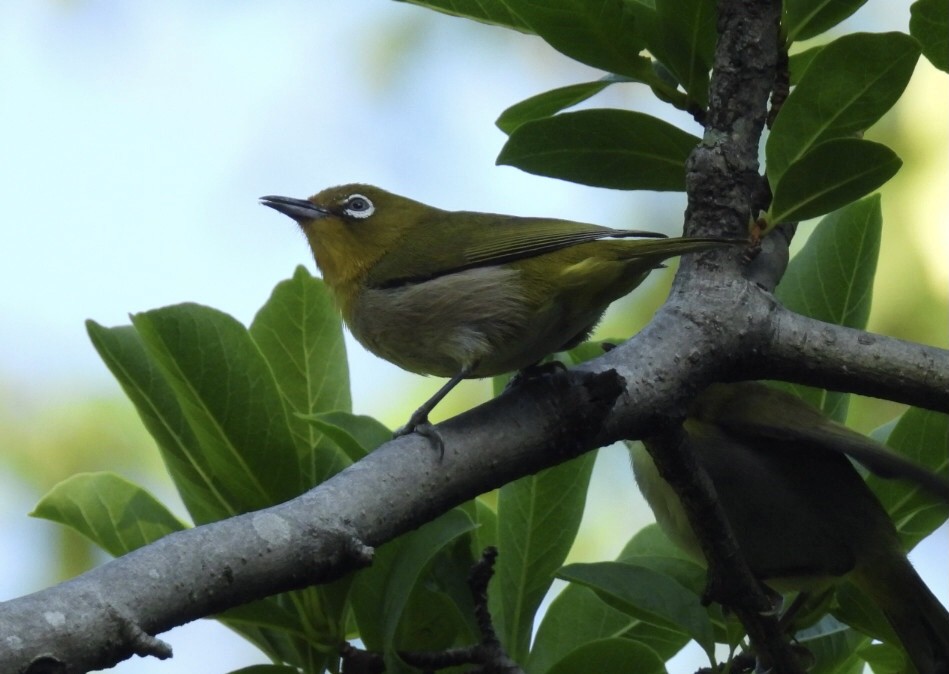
[259,195,329,223]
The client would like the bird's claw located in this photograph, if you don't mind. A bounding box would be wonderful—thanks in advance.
[394,416,445,459]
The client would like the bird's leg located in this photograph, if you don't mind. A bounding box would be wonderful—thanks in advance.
[395,367,472,457]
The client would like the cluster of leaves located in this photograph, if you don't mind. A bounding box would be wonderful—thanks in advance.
[406,0,946,228]
[31,0,949,673]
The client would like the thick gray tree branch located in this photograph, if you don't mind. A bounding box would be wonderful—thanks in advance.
[762,307,949,410]
[2,1,947,673]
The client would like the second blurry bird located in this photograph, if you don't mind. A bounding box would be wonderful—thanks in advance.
[261,184,738,444]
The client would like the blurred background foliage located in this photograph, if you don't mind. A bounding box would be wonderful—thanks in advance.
[0,1,944,672]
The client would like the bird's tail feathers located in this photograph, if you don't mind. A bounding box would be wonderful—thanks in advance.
[616,236,745,262]
[857,557,949,674]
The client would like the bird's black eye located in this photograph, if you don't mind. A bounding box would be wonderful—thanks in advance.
[342,194,375,219]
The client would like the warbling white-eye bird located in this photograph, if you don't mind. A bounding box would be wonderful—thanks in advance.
[261,184,740,448]
[631,382,949,673]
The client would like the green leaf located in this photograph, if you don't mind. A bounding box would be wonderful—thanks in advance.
[767,32,920,186]
[394,0,533,32]
[493,454,596,662]
[870,407,949,548]
[783,0,869,43]
[632,0,716,108]
[473,498,498,557]
[499,0,651,78]
[497,109,700,191]
[350,509,476,662]
[87,321,233,524]
[32,472,186,556]
[859,641,910,674]
[910,0,949,72]
[227,666,302,674]
[775,196,882,419]
[529,525,691,674]
[300,411,391,463]
[249,266,351,487]
[769,138,901,224]
[496,76,630,135]
[131,303,302,513]
[788,45,825,85]
[546,637,666,674]
[558,560,716,658]
[832,581,899,648]
[792,616,869,674]
[216,596,324,670]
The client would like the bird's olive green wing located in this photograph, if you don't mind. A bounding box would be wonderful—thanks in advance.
[366,211,666,288]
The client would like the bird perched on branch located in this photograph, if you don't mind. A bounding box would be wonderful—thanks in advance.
[262,184,740,449]
[632,382,949,673]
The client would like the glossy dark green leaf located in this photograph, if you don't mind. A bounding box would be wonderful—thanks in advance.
[546,637,666,674]
[775,196,882,419]
[769,139,901,224]
[131,303,302,513]
[249,266,351,487]
[788,45,824,85]
[767,32,920,186]
[784,0,869,43]
[631,0,716,107]
[32,472,186,556]
[493,454,596,662]
[498,109,700,191]
[394,0,533,32]
[558,560,716,657]
[227,666,302,674]
[499,0,651,78]
[910,0,949,72]
[496,76,631,134]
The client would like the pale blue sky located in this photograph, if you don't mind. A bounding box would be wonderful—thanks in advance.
[0,2,945,672]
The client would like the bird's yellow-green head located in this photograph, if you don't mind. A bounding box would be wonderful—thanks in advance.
[260,184,437,298]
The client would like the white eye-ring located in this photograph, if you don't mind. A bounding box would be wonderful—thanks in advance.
[342,194,375,219]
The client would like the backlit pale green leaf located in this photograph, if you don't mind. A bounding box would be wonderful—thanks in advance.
[86,321,234,523]
[132,304,302,513]
[494,454,596,662]
[249,266,351,487]
[32,472,186,556]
